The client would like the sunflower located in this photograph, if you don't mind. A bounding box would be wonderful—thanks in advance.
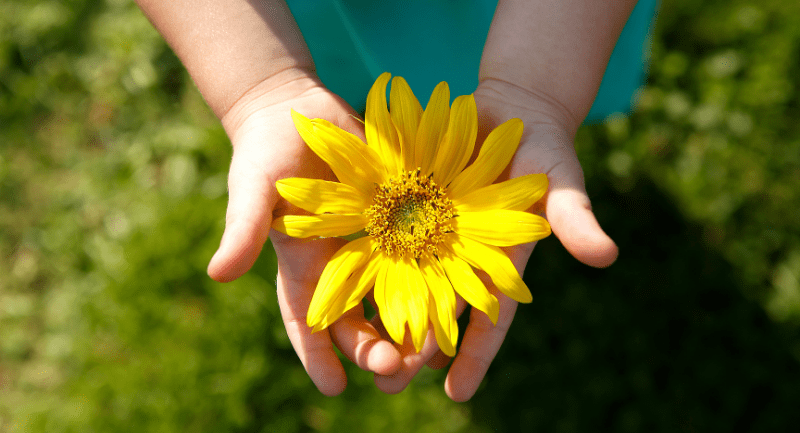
[272,73,551,357]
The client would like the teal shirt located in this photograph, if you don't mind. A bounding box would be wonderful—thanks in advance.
[286,0,658,123]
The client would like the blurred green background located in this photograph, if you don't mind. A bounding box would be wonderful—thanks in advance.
[2,0,800,431]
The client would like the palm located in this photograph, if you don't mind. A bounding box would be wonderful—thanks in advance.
[208,80,402,395]
[395,82,620,401]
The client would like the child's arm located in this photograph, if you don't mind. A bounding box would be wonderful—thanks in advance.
[135,0,312,118]
[135,0,402,396]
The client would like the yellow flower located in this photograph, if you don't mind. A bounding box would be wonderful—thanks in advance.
[272,73,551,356]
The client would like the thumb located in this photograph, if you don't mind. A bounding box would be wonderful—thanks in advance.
[207,147,277,282]
[545,185,618,268]
[512,128,618,269]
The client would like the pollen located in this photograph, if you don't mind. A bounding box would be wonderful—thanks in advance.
[365,169,454,258]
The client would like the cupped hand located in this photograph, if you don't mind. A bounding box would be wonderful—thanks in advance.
[206,70,401,396]
[372,78,619,401]
[205,71,617,400]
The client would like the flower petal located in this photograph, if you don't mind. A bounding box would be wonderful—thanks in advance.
[445,233,532,303]
[415,81,450,175]
[311,251,382,331]
[448,118,524,199]
[438,249,499,324]
[399,256,430,352]
[366,72,402,175]
[306,237,374,327]
[374,257,406,344]
[291,110,383,195]
[389,76,423,171]
[305,116,387,184]
[432,94,477,186]
[272,214,368,239]
[419,255,458,357]
[453,173,548,212]
[453,209,551,247]
[375,256,430,350]
[276,178,371,214]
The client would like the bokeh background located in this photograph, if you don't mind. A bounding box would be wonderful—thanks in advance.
[3,0,800,431]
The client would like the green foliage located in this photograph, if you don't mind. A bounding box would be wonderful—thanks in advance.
[1,1,479,431]
[580,0,800,315]
[2,0,799,432]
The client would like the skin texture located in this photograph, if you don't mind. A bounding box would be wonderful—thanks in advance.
[135,0,637,401]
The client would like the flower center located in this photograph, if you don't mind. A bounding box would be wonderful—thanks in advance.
[365,169,454,258]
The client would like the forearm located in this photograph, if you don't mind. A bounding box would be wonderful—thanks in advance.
[480,0,639,133]
[135,0,313,119]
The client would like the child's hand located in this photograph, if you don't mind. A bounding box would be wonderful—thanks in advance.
[372,78,618,401]
[207,71,402,395]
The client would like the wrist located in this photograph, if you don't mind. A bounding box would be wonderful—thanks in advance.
[220,67,325,143]
[474,78,581,137]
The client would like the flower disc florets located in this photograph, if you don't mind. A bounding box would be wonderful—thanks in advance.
[365,169,454,258]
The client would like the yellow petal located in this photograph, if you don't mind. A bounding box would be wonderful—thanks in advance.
[306,237,374,326]
[438,249,499,324]
[419,255,458,357]
[389,76,423,171]
[414,81,450,175]
[432,94,477,186]
[399,256,430,353]
[453,173,548,212]
[276,178,371,214]
[272,214,367,239]
[448,118,524,199]
[291,110,382,195]
[445,233,532,303]
[311,252,382,331]
[374,257,405,344]
[307,116,387,184]
[428,296,457,357]
[453,209,551,247]
[366,72,402,175]
[375,256,430,350]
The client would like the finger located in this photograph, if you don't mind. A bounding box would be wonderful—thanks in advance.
[426,350,452,370]
[538,140,617,269]
[443,244,529,402]
[372,295,467,392]
[546,187,618,268]
[277,273,347,396]
[444,289,518,402]
[275,234,348,396]
[373,328,442,394]
[208,107,328,283]
[207,145,277,282]
[510,126,618,269]
[329,305,402,376]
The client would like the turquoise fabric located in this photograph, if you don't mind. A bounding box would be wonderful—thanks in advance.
[286,0,658,123]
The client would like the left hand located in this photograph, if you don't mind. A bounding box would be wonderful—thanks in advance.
[372,78,619,401]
